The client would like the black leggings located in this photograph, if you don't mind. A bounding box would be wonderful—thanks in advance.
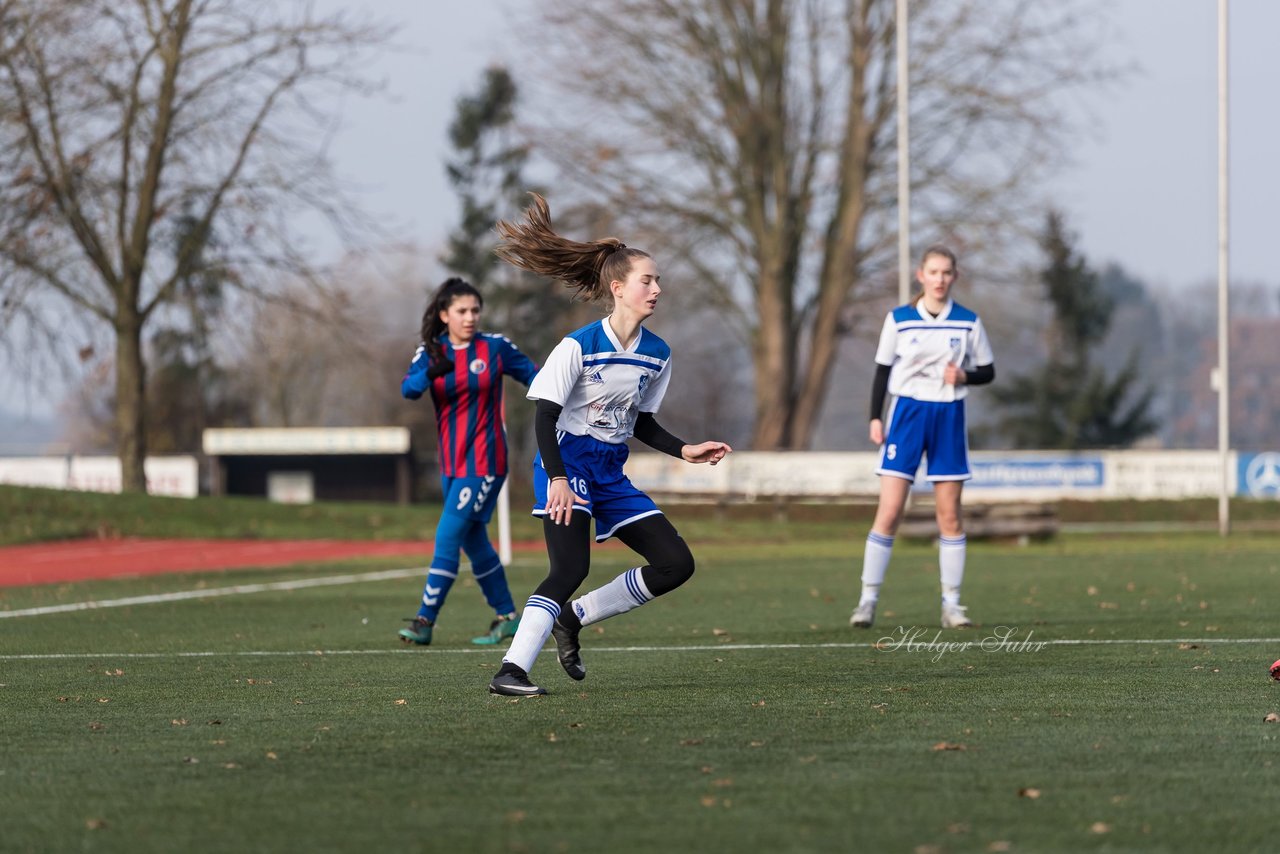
[533,512,695,606]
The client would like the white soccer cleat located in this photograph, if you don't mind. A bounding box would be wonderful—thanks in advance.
[940,602,973,628]
[849,600,877,628]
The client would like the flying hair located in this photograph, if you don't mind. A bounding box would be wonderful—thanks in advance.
[495,193,649,303]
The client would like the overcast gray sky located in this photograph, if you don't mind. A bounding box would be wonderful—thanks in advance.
[5,0,1277,432]
[331,0,1276,290]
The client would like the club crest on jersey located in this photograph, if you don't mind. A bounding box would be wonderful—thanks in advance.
[637,373,650,397]
[469,358,488,375]
[587,369,605,384]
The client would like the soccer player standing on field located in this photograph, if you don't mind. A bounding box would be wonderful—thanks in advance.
[398,278,539,647]
[850,245,995,630]
[485,193,732,696]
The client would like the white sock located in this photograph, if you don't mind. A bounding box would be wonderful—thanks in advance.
[502,594,558,673]
[860,532,894,603]
[939,534,966,606]
[569,567,653,627]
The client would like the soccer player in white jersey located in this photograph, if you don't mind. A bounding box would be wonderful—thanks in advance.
[850,245,996,630]
[485,194,732,696]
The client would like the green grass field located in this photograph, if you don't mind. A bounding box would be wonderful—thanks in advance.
[3,488,1280,853]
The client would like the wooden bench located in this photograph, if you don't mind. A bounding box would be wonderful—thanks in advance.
[898,500,1059,544]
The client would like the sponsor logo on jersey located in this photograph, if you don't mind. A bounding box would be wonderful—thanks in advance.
[587,369,605,384]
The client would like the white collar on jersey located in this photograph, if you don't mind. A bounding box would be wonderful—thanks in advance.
[601,317,642,352]
[916,298,954,322]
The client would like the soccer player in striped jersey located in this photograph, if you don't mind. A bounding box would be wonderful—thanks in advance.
[851,245,996,630]
[398,278,538,647]
[485,194,732,696]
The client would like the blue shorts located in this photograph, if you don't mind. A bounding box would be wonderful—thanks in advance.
[877,397,971,482]
[532,433,662,542]
[440,474,505,523]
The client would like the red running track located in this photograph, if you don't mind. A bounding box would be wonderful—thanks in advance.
[0,538,442,588]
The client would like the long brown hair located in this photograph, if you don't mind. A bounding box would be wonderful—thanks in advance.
[420,278,482,367]
[910,244,959,307]
[495,193,650,302]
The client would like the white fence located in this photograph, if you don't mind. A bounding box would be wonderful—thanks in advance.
[626,449,1280,502]
[0,456,200,498]
[4,449,1278,503]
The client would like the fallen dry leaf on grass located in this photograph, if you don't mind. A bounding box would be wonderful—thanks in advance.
[1263,712,1280,723]
[1018,787,1041,799]
[1090,822,1111,834]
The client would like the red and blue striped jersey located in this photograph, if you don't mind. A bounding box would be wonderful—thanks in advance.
[401,333,538,477]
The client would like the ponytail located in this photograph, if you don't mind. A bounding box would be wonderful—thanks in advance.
[495,193,649,302]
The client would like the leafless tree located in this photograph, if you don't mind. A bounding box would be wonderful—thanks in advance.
[0,0,390,491]
[518,0,1118,448]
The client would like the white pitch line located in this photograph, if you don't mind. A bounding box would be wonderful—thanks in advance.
[3,637,1280,661]
[0,566,426,619]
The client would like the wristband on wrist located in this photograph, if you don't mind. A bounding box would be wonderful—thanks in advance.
[550,476,568,483]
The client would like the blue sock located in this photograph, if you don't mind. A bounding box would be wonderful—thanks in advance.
[416,564,458,623]
[463,524,515,616]
[416,513,468,622]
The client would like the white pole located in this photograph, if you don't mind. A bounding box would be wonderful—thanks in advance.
[1217,0,1231,537]
[497,477,513,565]
[896,0,910,304]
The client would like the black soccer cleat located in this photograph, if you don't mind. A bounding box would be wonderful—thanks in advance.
[488,663,547,696]
[551,619,586,681]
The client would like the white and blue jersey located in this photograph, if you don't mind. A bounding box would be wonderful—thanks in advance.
[528,319,672,442]
[875,299,993,482]
[875,300,993,403]
[528,320,673,541]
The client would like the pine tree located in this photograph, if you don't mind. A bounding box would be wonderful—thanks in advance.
[440,67,557,469]
[990,212,1156,449]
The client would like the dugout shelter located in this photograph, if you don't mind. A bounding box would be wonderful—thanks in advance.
[202,427,413,504]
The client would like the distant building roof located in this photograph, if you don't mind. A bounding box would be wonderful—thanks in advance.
[202,427,410,456]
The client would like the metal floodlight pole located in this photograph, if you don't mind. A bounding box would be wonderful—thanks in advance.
[896,0,910,304]
[1217,0,1231,536]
